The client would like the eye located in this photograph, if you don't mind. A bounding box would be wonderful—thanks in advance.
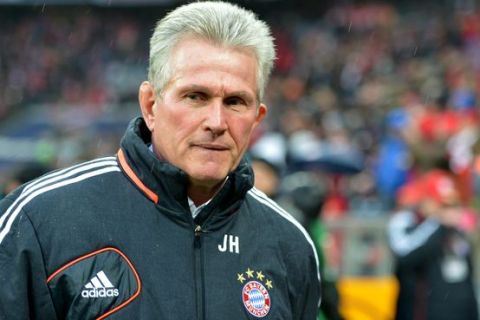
[225,96,247,107]
[185,92,206,101]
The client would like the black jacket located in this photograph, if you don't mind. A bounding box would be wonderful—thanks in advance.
[388,210,479,320]
[0,117,321,320]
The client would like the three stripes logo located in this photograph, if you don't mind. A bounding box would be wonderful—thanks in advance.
[81,270,119,298]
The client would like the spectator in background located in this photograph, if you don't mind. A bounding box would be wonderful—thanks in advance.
[388,169,478,320]
[249,131,287,200]
[374,108,411,209]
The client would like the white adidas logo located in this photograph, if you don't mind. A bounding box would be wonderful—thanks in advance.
[81,270,119,298]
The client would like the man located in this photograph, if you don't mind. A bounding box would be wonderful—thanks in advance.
[388,170,478,320]
[0,2,321,319]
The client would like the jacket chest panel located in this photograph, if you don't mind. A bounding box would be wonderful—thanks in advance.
[44,201,294,319]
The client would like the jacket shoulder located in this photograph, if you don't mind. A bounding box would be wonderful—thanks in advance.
[0,157,121,232]
[246,188,317,251]
[24,156,120,197]
[246,187,321,283]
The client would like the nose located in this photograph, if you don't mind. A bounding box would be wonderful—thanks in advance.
[203,100,227,136]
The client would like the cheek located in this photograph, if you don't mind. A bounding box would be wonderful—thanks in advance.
[231,120,258,149]
[158,110,198,145]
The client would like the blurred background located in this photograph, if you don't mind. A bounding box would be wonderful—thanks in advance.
[0,0,479,319]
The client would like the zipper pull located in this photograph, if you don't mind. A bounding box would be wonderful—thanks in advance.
[194,225,202,237]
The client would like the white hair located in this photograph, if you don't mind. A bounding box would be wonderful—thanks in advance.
[148,1,276,101]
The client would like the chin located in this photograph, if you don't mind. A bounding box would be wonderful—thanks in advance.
[199,173,228,183]
[189,169,229,185]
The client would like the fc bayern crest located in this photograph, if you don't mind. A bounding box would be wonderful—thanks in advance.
[242,280,271,317]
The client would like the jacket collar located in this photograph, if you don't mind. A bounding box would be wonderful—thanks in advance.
[117,117,254,223]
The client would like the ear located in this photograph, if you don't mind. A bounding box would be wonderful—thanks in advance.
[138,81,157,131]
[254,103,268,127]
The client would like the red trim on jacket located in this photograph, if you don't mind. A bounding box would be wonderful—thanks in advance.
[117,148,159,204]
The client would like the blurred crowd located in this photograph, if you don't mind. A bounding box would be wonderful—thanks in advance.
[0,6,150,119]
[1,2,480,319]
[250,2,480,223]
[1,3,480,213]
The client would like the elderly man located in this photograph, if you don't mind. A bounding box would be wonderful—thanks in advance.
[0,2,320,319]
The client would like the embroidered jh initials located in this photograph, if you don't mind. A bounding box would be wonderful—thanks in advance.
[218,234,239,254]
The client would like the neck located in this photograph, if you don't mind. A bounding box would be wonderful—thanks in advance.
[187,178,227,206]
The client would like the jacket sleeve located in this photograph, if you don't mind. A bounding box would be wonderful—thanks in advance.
[288,245,322,320]
[388,210,443,268]
[0,196,58,320]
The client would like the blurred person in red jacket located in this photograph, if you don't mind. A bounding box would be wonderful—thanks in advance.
[388,169,479,320]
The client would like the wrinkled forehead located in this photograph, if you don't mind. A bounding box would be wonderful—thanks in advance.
[169,35,259,84]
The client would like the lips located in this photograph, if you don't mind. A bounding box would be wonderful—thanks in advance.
[193,143,229,151]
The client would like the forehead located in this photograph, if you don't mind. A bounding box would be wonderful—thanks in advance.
[171,36,257,68]
[165,37,259,96]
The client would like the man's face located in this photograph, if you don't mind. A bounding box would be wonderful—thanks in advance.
[140,37,267,189]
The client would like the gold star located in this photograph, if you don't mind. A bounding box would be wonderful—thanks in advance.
[265,279,273,289]
[246,268,254,278]
[256,271,265,281]
[237,273,246,283]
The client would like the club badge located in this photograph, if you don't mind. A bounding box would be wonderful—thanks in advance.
[237,268,273,318]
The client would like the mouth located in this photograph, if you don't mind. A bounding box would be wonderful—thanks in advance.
[193,143,229,151]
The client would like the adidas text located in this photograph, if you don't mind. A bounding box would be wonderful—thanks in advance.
[81,288,119,298]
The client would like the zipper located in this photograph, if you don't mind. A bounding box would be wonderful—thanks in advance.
[194,225,205,320]
[194,225,202,237]
[192,191,224,320]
